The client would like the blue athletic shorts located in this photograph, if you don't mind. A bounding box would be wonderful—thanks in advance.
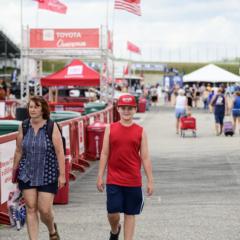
[106,184,144,215]
[214,113,224,125]
[232,109,240,117]
[18,180,58,194]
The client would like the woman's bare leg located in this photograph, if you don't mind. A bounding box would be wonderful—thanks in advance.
[23,189,39,240]
[38,192,55,235]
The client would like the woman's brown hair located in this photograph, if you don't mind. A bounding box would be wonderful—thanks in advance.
[235,91,240,97]
[27,96,50,119]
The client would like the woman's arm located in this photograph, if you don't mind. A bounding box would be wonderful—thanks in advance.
[140,129,154,196]
[52,123,66,188]
[13,125,23,169]
[97,125,110,192]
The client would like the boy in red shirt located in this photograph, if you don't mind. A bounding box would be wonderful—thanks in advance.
[97,94,154,240]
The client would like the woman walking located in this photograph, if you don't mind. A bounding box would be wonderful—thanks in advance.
[210,88,226,136]
[12,96,65,240]
[175,89,187,134]
[231,90,240,133]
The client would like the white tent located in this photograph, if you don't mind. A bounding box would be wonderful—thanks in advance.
[183,64,240,83]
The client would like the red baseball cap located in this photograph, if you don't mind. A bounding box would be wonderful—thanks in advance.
[117,94,137,107]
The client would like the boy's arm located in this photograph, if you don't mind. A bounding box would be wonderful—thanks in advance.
[97,125,110,192]
[140,129,153,196]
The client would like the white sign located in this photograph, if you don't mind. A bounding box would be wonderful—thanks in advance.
[0,140,16,204]
[100,113,104,123]
[78,121,85,154]
[62,125,70,149]
[67,66,83,75]
[43,29,54,41]
[0,102,5,118]
[89,116,95,125]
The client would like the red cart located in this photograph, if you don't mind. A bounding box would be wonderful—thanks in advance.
[180,116,197,137]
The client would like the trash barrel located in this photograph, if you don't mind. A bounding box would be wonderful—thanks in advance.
[0,120,21,135]
[84,102,107,115]
[15,107,28,121]
[53,149,71,204]
[86,121,106,160]
[50,111,81,122]
[138,98,147,113]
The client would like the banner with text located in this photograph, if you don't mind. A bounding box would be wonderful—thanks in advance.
[30,28,100,49]
[0,140,16,204]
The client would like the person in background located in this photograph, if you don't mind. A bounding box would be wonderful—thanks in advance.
[185,87,193,110]
[208,90,215,111]
[210,88,226,136]
[97,94,153,240]
[150,85,158,107]
[202,87,209,111]
[12,96,65,240]
[231,89,240,133]
[0,79,7,100]
[175,89,187,134]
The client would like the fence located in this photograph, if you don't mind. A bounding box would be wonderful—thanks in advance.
[0,100,21,120]
[0,104,113,224]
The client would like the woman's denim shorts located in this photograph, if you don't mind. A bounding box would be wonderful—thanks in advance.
[175,108,185,119]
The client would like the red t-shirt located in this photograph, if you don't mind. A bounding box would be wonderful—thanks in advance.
[107,121,143,187]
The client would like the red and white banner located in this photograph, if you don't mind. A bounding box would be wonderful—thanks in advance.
[0,141,16,204]
[114,0,141,16]
[78,121,85,155]
[30,28,100,49]
[35,0,67,14]
[127,41,141,54]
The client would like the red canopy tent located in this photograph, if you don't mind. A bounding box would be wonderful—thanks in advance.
[41,59,100,87]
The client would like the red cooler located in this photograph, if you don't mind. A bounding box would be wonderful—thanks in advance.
[138,98,147,113]
[86,121,106,160]
[54,149,71,204]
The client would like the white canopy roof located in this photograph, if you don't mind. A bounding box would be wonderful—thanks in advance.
[183,64,240,83]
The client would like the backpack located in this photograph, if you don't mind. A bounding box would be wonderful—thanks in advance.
[22,119,66,155]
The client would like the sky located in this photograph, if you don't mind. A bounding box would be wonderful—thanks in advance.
[0,0,240,62]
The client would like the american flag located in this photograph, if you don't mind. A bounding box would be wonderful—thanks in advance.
[114,0,141,16]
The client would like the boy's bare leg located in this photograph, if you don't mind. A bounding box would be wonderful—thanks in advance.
[124,214,135,240]
[108,213,120,234]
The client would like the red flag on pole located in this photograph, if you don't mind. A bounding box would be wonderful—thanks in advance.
[35,0,67,14]
[114,0,141,16]
[123,64,129,75]
[127,41,141,54]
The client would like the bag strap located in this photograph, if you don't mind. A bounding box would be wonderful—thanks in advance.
[22,119,30,137]
[46,119,54,141]
[46,119,63,142]
[47,119,66,154]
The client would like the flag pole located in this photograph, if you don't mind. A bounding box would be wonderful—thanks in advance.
[20,0,24,100]
[111,1,117,100]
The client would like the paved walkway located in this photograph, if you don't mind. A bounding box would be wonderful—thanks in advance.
[1,107,240,240]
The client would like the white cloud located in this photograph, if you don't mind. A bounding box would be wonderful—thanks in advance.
[0,0,239,62]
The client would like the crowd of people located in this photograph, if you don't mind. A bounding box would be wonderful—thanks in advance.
[173,83,240,136]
